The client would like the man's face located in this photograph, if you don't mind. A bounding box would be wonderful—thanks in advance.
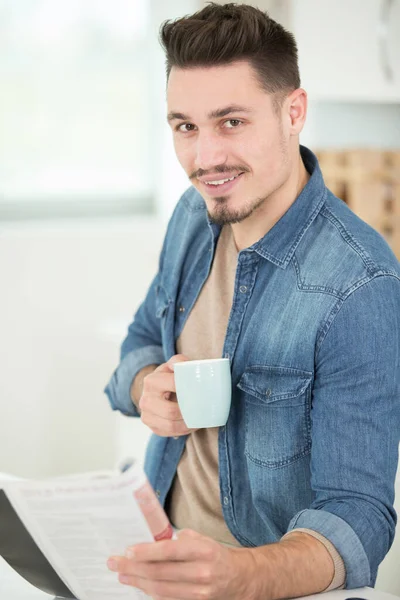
[167,61,294,225]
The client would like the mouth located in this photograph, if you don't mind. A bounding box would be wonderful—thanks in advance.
[198,172,245,196]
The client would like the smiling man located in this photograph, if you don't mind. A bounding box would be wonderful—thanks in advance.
[167,63,309,252]
[105,3,400,599]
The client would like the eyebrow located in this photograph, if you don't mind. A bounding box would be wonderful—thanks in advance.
[167,104,253,122]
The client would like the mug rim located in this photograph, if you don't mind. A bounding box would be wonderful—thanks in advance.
[173,357,229,368]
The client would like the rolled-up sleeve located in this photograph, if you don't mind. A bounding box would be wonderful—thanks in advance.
[105,345,166,416]
[287,509,369,587]
[286,274,400,588]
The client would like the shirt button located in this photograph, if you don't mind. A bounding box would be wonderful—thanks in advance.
[239,285,248,293]
[265,389,272,398]
[155,489,161,498]
[223,496,229,505]
[178,306,185,313]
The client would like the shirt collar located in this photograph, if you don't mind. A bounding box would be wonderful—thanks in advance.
[251,146,327,268]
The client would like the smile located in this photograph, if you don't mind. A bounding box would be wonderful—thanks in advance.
[199,172,245,196]
[204,173,242,186]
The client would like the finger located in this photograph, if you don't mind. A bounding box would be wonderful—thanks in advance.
[118,574,209,600]
[128,537,214,562]
[154,354,190,375]
[143,370,177,395]
[115,559,212,584]
[140,411,194,437]
[139,394,182,420]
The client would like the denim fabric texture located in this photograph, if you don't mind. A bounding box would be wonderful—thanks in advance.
[105,146,400,588]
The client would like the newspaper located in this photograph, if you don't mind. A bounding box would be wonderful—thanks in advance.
[0,463,167,600]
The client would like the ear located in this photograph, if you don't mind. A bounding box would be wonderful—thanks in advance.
[286,88,307,136]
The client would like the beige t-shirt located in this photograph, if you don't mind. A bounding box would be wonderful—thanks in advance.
[167,224,239,546]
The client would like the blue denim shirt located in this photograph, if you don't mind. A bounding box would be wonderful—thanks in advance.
[105,146,400,588]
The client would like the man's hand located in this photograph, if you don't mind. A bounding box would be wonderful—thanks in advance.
[138,354,196,437]
[107,529,257,600]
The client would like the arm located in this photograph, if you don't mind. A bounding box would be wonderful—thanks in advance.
[104,187,196,417]
[107,528,334,599]
[285,274,400,588]
[104,198,176,417]
[104,269,166,417]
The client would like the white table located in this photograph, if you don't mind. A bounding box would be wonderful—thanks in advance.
[1,556,399,600]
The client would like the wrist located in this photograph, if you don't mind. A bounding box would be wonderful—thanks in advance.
[231,548,267,600]
[241,532,335,600]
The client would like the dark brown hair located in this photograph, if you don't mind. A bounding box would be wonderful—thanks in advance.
[160,2,300,103]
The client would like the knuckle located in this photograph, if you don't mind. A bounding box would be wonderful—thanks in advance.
[152,581,167,596]
[167,403,179,419]
[157,427,171,437]
[166,420,177,436]
[197,567,212,585]
[194,588,210,600]
[138,394,148,411]
[142,373,153,390]
[201,546,215,561]
[144,563,159,579]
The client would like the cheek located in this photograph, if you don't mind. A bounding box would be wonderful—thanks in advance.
[173,137,194,172]
[251,132,287,172]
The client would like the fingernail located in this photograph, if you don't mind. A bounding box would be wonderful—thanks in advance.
[125,547,135,559]
[107,559,117,571]
[119,575,130,584]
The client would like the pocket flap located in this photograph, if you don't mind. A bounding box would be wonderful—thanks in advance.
[237,365,313,404]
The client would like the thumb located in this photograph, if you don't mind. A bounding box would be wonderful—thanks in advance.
[155,354,190,374]
[168,354,190,370]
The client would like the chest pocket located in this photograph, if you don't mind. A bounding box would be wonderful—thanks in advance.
[237,365,313,469]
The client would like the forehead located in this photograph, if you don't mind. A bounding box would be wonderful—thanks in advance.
[167,61,270,114]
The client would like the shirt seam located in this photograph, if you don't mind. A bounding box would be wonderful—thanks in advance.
[315,272,400,358]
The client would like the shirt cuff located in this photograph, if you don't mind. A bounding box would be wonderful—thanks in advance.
[104,345,165,416]
[282,528,346,591]
[286,508,370,589]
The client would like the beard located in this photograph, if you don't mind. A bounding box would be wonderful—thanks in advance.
[207,194,268,226]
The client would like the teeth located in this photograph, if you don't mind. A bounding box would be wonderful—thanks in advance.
[205,175,238,186]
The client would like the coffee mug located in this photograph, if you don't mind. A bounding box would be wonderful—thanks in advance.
[173,358,231,428]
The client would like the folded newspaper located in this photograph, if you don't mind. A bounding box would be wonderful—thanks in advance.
[0,462,174,600]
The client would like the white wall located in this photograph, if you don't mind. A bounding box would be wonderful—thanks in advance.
[0,217,164,478]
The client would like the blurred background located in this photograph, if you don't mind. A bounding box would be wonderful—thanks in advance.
[0,0,399,592]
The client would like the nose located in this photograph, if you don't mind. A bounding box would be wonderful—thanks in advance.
[194,131,228,171]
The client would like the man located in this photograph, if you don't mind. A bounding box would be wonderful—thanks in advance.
[105,3,400,598]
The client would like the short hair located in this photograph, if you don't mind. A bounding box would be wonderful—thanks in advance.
[160,2,300,104]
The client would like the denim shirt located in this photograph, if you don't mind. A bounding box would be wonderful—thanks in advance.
[105,146,400,588]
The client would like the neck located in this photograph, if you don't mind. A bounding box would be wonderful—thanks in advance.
[231,152,310,252]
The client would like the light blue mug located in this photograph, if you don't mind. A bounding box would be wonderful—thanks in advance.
[173,358,232,428]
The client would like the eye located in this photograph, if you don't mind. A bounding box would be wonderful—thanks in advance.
[176,123,196,133]
[224,119,243,129]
